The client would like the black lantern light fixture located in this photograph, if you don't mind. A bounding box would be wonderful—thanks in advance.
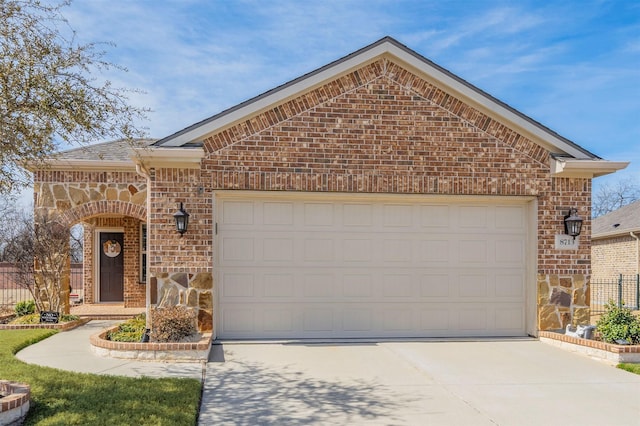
[564,208,583,240]
[173,202,190,236]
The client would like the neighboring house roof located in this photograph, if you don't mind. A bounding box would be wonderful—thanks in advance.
[592,200,640,239]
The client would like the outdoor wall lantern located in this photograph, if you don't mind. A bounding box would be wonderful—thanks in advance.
[564,208,583,240]
[173,202,190,236]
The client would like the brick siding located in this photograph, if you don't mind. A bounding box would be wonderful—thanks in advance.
[34,56,594,331]
[592,235,639,280]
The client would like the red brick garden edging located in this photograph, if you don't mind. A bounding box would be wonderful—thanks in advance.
[90,326,211,362]
[0,318,90,331]
[0,380,30,425]
[539,331,640,364]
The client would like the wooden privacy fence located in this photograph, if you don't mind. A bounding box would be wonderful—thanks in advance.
[0,263,83,307]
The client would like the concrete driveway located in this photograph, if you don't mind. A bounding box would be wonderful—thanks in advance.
[199,339,640,425]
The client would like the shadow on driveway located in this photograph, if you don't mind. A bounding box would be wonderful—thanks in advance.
[199,343,414,425]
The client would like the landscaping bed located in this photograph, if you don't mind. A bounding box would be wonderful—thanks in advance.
[0,317,90,331]
[539,331,640,365]
[90,325,212,361]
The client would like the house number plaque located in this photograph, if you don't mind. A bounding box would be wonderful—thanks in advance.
[555,234,579,250]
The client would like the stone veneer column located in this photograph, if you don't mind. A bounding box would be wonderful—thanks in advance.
[155,272,213,332]
[538,274,590,330]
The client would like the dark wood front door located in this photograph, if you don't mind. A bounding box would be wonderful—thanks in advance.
[99,232,124,302]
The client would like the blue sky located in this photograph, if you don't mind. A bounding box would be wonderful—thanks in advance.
[38,1,640,199]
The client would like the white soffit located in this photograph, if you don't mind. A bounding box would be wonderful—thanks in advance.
[157,38,598,160]
[550,158,629,178]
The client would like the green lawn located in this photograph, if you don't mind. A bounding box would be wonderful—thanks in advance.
[618,363,640,375]
[0,329,201,425]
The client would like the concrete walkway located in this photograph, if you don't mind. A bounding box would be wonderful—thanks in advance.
[12,323,640,425]
[15,320,204,380]
[200,339,640,426]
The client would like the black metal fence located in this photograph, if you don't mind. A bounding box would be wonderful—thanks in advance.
[0,263,83,308]
[591,274,640,314]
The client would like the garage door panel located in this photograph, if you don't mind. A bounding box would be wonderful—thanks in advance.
[263,238,294,261]
[303,274,334,297]
[217,196,528,339]
[343,203,373,226]
[222,201,254,225]
[420,239,450,263]
[459,273,488,298]
[263,202,294,225]
[221,273,254,298]
[342,274,373,297]
[459,206,488,228]
[221,237,255,262]
[303,308,335,331]
[383,204,413,227]
[495,205,525,229]
[495,239,525,264]
[343,239,372,262]
[262,310,294,332]
[304,203,334,226]
[420,205,450,228]
[420,273,451,298]
[304,239,335,262]
[263,274,294,298]
[495,273,525,298]
[382,274,413,297]
[383,239,413,262]
[458,239,488,263]
[221,308,255,333]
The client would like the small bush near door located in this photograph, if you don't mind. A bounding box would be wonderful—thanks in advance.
[151,306,197,342]
[596,301,640,344]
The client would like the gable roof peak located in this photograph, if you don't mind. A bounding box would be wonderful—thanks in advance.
[154,37,600,161]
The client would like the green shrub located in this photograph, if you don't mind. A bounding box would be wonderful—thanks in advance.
[61,314,80,322]
[596,301,640,344]
[14,300,35,317]
[107,314,146,342]
[151,306,196,343]
[10,313,40,324]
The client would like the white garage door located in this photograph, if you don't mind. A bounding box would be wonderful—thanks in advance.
[216,194,529,339]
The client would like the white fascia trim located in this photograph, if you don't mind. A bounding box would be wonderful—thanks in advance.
[550,158,629,178]
[132,147,204,169]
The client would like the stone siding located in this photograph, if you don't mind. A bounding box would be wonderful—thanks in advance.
[154,272,213,332]
[34,171,147,308]
[537,274,590,331]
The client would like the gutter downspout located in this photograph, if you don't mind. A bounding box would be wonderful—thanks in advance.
[135,162,152,337]
[631,232,640,275]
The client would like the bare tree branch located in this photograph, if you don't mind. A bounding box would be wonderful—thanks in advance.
[593,177,640,218]
[0,0,149,194]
